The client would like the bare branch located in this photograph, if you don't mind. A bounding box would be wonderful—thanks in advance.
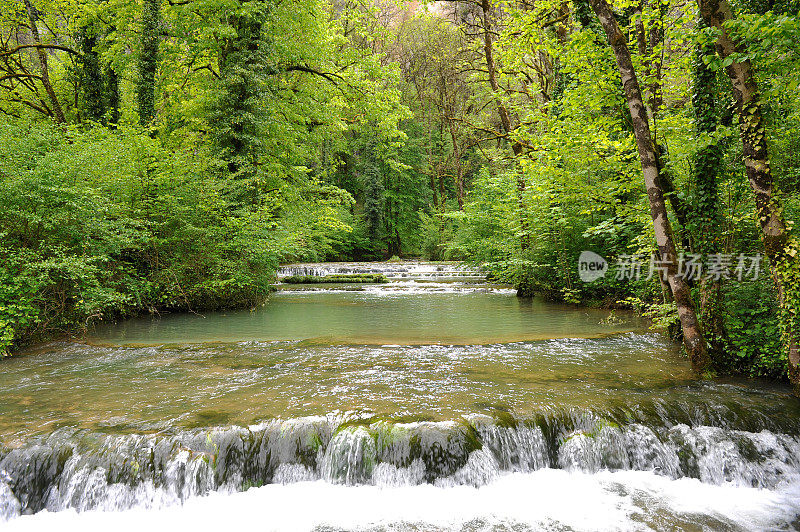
[285,64,345,85]
[0,44,81,58]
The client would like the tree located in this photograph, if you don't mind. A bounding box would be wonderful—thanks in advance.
[137,0,160,125]
[22,0,66,123]
[589,0,710,371]
[697,0,800,385]
[691,19,730,357]
[79,25,104,122]
[477,0,530,249]
[208,0,274,207]
[363,156,384,250]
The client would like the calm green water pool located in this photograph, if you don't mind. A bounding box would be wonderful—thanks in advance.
[88,290,645,346]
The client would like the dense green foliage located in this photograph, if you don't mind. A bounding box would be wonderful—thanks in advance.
[0,121,346,350]
[0,0,412,353]
[419,0,800,379]
[0,0,799,382]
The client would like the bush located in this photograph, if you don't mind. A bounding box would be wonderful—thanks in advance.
[723,279,785,379]
[0,121,288,354]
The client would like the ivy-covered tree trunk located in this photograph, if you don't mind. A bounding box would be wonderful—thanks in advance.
[363,159,385,253]
[210,0,273,207]
[385,199,402,257]
[23,0,66,124]
[105,63,120,125]
[79,27,104,123]
[697,0,800,384]
[590,0,710,371]
[137,0,160,125]
[447,119,464,210]
[691,20,730,358]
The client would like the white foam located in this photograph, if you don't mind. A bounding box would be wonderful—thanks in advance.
[277,282,515,295]
[5,469,800,531]
[0,481,21,522]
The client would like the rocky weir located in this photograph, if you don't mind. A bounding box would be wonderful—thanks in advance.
[275,262,486,284]
[3,407,800,521]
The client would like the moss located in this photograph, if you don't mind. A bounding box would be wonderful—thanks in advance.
[186,410,231,428]
[490,411,518,429]
[333,416,378,434]
[281,274,388,284]
[559,418,620,445]
[240,476,266,492]
[458,419,483,454]
[306,432,324,452]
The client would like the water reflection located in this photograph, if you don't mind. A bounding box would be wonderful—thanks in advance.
[89,291,645,346]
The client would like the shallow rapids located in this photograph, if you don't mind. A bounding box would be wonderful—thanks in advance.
[2,261,799,530]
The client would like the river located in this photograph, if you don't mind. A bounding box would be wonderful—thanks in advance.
[1,262,799,530]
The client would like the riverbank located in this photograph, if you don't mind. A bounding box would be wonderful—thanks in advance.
[2,259,789,387]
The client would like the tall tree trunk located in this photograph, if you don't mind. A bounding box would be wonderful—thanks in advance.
[589,0,710,371]
[23,0,65,124]
[106,64,119,124]
[479,0,530,250]
[428,165,439,210]
[692,19,729,357]
[137,0,160,125]
[438,173,445,210]
[105,25,120,126]
[697,0,800,384]
[480,0,518,150]
[438,122,446,210]
[79,27,104,122]
[426,127,440,209]
[447,119,465,210]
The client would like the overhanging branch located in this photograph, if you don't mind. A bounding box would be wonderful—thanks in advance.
[0,44,80,57]
[285,64,344,85]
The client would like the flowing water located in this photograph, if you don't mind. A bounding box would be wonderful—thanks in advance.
[1,262,800,531]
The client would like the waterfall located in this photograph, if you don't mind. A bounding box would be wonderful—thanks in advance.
[276,262,487,284]
[3,408,800,521]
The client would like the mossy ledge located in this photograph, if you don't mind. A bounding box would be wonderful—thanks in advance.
[281,274,389,284]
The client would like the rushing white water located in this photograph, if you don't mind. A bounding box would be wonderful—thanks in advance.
[277,261,486,282]
[5,470,800,531]
[276,261,496,294]
[276,283,518,295]
[3,413,800,528]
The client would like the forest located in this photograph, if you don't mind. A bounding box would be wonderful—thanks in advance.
[1,0,799,385]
